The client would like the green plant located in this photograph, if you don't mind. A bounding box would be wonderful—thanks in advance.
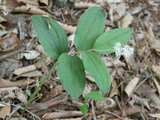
[79,91,106,115]
[24,6,133,114]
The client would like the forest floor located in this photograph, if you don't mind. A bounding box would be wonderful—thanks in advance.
[0,0,160,120]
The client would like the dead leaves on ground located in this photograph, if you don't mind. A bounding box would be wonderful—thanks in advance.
[0,0,160,119]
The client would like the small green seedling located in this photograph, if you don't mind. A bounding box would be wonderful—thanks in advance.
[79,91,106,115]
[24,6,133,114]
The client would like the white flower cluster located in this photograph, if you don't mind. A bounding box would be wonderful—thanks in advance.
[114,42,134,59]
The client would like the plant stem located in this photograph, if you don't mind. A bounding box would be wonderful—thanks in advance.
[24,61,58,112]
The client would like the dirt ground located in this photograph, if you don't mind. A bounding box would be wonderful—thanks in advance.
[0,0,160,120]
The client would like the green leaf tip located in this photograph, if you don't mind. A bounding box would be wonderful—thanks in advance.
[32,15,68,58]
[74,6,106,51]
[85,91,106,101]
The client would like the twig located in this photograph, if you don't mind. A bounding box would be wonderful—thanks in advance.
[105,110,121,119]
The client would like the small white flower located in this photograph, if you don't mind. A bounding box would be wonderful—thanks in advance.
[114,42,134,59]
[114,42,122,59]
[122,44,134,58]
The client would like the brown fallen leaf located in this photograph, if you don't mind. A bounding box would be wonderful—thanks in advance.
[149,113,160,119]
[0,15,6,22]
[0,32,19,50]
[152,77,160,96]
[132,94,150,110]
[136,84,160,110]
[152,65,160,78]
[101,57,126,68]
[147,24,160,52]
[0,78,35,88]
[0,28,18,38]
[121,13,133,28]
[109,70,119,97]
[58,22,76,34]
[0,46,25,61]
[30,93,68,114]
[20,70,42,77]
[124,54,139,71]
[42,85,64,102]
[42,111,83,119]
[125,77,140,97]
[0,104,11,119]
[97,105,148,119]
[54,118,82,120]
[74,2,99,9]
[16,0,39,6]
[39,0,48,6]
[13,5,53,17]
[96,98,117,111]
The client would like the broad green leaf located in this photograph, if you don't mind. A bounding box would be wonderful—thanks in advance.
[74,6,106,51]
[85,91,106,101]
[32,15,68,58]
[57,53,86,99]
[93,28,133,54]
[81,52,111,95]
[78,100,87,116]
